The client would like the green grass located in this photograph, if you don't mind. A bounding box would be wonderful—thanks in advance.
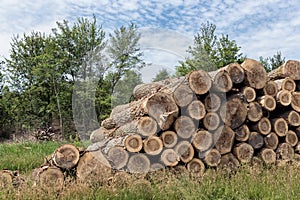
[1,142,300,199]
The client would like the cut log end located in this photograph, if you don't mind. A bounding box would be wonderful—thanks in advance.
[225,63,245,84]
[161,131,178,148]
[263,81,278,97]
[213,70,233,92]
[247,102,263,122]
[251,117,271,135]
[188,70,212,95]
[283,111,300,126]
[291,92,300,112]
[39,167,64,190]
[204,93,221,112]
[248,132,264,149]
[260,148,276,165]
[125,134,143,153]
[187,158,205,176]
[187,100,206,120]
[192,130,213,152]
[272,118,288,137]
[241,58,267,89]
[127,154,150,173]
[233,143,254,163]
[53,144,80,170]
[277,143,294,161]
[107,146,129,170]
[235,124,250,142]
[174,116,196,139]
[137,116,158,137]
[173,83,195,107]
[143,136,163,155]
[259,95,276,111]
[242,87,256,102]
[175,141,194,163]
[161,149,179,167]
[203,112,220,131]
[214,126,235,155]
[264,132,279,150]
[285,130,298,147]
[204,149,221,167]
[218,153,240,171]
[276,90,292,106]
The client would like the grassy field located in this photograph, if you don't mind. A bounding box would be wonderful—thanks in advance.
[1,141,300,199]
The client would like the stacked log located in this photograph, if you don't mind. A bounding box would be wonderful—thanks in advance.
[32,58,300,184]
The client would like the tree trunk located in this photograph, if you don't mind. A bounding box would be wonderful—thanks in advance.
[276,143,294,161]
[137,116,158,137]
[276,90,292,106]
[52,144,80,170]
[174,141,194,163]
[107,146,129,170]
[291,92,300,112]
[188,70,212,95]
[203,112,220,131]
[258,95,276,111]
[214,125,235,155]
[260,148,276,165]
[263,80,278,97]
[127,154,150,173]
[285,130,298,147]
[204,93,221,112]
[186,100,206,120]
[271,118,288,137]
[268,60,300,80]
[247,102,263,122]
[161,131,178,148]
[161,149,179,167]
[241,58,267,89]
[274,77,296,92]
[174,116,196,139]
[143,136,163,155]
[264,132,279,150]
[241,87,256,102]
[192,130,213,152]
[233,143,254,163]
[186,158,205,176]
[282,110,300,126]
[203,149,221,167]
[125,134,143,153]
[248,132,264,149]
[235,124,250,142]
[250,117,271,135]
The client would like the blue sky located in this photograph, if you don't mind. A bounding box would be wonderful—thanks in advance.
[1,0,300,81]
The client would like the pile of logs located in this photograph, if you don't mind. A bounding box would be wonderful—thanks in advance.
[29,58,300,186]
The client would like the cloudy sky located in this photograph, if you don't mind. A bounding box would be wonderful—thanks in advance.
[1,0,299,81]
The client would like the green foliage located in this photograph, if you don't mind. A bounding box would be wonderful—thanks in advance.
[152,68,170,82]
[259,51,286,72]
[176,21,244,76]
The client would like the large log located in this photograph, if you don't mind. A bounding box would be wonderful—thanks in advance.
[204,93,221,112]
[143,136,163,155]
[235,124,250,142]
[161,149,179,167]
[271,118,288,137]
[214,126,235,155]
[233,143,254,163]
[241,86,256,102]
[285,130,298,147]
[52,144,80,170]
[263,80,278,97]
[247,102,263,122]
[125,134,143,153]
[241,58,267,89]
[137,116,158,137]
[174,141,194,163]
[248,132,264,149]
[203,149,221,167]
[276,143,294,161]
[224,63,245,84]
[264,132,279,150]
[174,116,196,139]
[188,70,212,95]
[258,95,276,111]
[268,60,300,80]
[203,112,220,131]
[250,117,271,135]
[276,90,292,106]
[107,146,129,170]
[161,131,178,148]
[186,158,206,176]
[38,167,64,190]
[291,92,300,112]
[192,130,213,153]
[127,154,151,173]
[211,70,233,92]
[186,100,206,120]
[260,148,276,165]
[173,81,195,107]
[282,110,300,126]
[218,153,240,171]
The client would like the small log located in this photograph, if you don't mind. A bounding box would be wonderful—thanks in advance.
[260,148,276,165]
[247,102,263,122]
[258,95,276,111]
[241,58,267,89]
[113,121,138,137]
[173,81,195,107]
[204,93,221,112]
[174,116,196,139]
[219,97,248,129]
[242,87,256,102]
[235,124,250,142]
[248,132,264,149]
[188,70,212,95]
[250,117,271,135]
[76,151,112,183]
[276,143,294,161]
[52,144,80,170]
[186,158,206,176]
[174,141,194,163]
[271,118,288,137]
[203,149,221,167]
[161,131,178,148]
[127,154,151,173]
[276,90,292,106]
[192,130,213,152]
[137,116,158,137]
[203,112,220,131]
[143,136,163,155]
[211,70,233,92]
[275,77,296,92]
[285,130,298,147]
[264,132,279,150]
[291,92,300,112]
[268,60,300,80]
[214,125,235,155]
[107,146,129,170]
[233,143,254,163]
[38,167,64,190]
[282,110,300,126]
[161,149,179,167]
[125,134,143,153]
[186,100,206,120]
[218,153,240,171]
[224,63,245,84]
[263,80,278,97]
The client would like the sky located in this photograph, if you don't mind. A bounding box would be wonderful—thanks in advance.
[1,0,300,82]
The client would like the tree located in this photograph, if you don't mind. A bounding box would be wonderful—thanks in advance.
[152,68,171,82]
[259,51,285,72]
[176,21,244,76]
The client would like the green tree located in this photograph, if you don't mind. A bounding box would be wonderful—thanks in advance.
[259,51,285,72]
[176,21,243,76]
[152,68,170,82]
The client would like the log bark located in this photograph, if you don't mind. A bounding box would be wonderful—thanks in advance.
[250,117,271,135]
[258,95,276,111]
[282,110,300,126]
[274,77,296,92]
[241,58,267,89]
[203,149,221,167]
[218,153,240,171]
[186,158,205,176]
[90,127,112,143]
[211,70,233,92]
[291,92,300,112]
[268,60,300,80]
[192,130,213,152]
[276,143,294,161]
[174,141,194,163]
[127,154,151,173]
[263,80,278,97]
[38,167,64,190]
[248,132,264,149]
[161,149,179,167]
[271,118,288,137]
[214,126,235,155]
[174,116,196,139]
[143,136,163,155]
[107,146,129,170]
[247,102,263,122]
[242,87,256,102]
[203,112,220,131]
[260,148,276,165]
[188,70,212,95]
[204,93,221,112]
[285,130,298,147]
[276,90,292,106]
[233,143,254,163]
[53,144,80,170]
[186,100,206,120]
[161,131,178,148]
[264,132,279,150]
[137,116,158,137]
[173,81,195,107]
[125,134,143,153]
[235,124,250,142]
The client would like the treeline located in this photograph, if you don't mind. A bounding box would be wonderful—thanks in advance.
[0,17,285,140]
